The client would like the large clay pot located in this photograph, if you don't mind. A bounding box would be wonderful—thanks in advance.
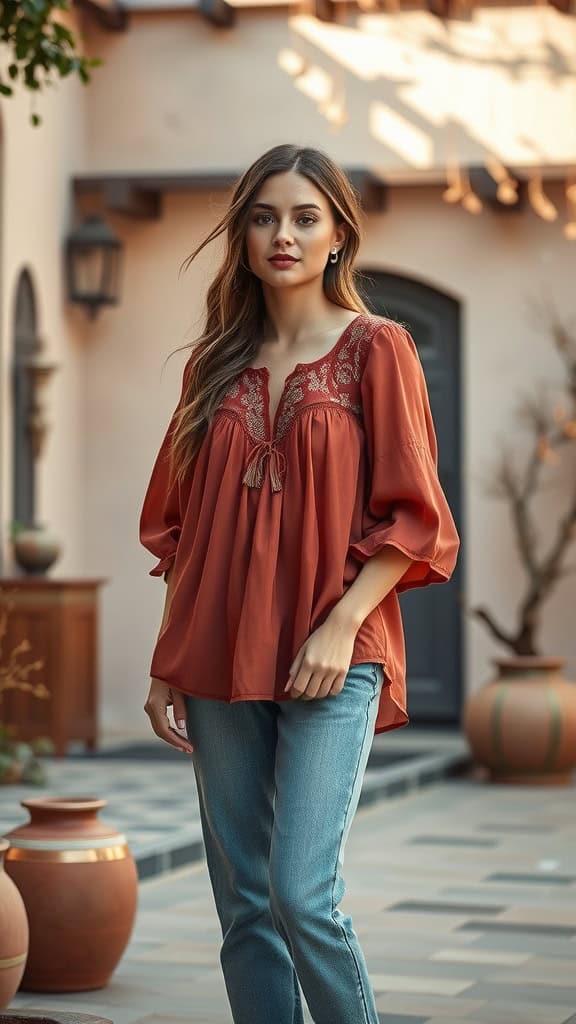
[0,839,29,1008]
[3,797,138,991]
[463,656,576,784]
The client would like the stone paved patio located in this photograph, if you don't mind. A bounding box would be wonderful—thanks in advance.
[5,774,576,1024]
[0,728,469,880]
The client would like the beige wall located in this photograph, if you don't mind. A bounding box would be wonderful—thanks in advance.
[1,6,575,741]
[0,35,87,577]
[81,6,576,179]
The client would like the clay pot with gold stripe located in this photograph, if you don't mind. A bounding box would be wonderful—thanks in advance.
[3,797,138,991]
[463,657,576,784]
[0,838,29,1008]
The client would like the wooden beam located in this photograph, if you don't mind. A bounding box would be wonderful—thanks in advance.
[73,0,129,30]
[547,0,572,12]
[103,182,162,219]
[74,173,239,196]
[347,170,388,214]
[314,0,336,21]
[468,165,526,212]
[424,0,454,18]
[199,0,236,27]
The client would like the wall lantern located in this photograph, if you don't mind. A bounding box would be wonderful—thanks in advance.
[65,214,123,319]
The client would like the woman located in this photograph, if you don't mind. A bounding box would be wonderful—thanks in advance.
[139,143,460,1024]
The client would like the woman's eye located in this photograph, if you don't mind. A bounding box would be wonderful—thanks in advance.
[253,214,317,226]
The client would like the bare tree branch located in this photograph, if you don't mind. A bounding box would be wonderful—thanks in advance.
[472,308,576,655]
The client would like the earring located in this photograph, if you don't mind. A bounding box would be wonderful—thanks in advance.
[329,248,339,264]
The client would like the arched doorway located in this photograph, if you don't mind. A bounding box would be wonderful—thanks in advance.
[358,270,463,724]
[13,269,40,528]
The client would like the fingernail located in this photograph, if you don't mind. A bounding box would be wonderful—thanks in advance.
[177,719,185,729]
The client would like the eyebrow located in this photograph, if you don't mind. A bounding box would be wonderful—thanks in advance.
[251,202,322,212]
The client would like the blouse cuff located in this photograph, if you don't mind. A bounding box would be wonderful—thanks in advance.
[347,529,453,593]
[148,553,176,580]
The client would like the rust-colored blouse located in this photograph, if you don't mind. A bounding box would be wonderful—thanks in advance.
[139,313,460,734]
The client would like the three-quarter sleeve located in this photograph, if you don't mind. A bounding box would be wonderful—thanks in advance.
[139,359,193,580]
[348,321,460,592]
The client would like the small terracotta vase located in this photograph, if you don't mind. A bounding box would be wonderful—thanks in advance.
[463,656,576,784]
[0,838,29,1009]
[3,797,138,991]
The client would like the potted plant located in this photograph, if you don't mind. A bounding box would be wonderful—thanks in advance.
[0,602,53,784]
[464,303,576,783]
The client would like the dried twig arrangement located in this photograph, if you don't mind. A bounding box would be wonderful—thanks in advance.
[0,600,48,704]
[472,305,576,656]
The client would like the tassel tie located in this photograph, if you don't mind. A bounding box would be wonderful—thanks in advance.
[242,439,287,492]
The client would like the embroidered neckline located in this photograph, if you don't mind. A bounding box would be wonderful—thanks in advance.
[218,313,382,492]
[248,312,367,436]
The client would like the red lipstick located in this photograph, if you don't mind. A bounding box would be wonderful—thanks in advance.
[268,255,299,268]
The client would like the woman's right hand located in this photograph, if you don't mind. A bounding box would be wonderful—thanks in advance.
[144,677,194,754]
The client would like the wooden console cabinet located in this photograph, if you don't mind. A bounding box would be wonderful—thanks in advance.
[0,579,106,757]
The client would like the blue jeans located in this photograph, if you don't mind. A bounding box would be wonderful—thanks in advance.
[184,661,384,1024]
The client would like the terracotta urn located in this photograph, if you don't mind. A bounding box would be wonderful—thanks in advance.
[12,526,61,576]
[3,797,138,991]
[463,656,576,784]
[0,839,29,1009]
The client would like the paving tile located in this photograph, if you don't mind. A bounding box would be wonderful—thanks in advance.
[467,1003,576,1023]
[464,982,576,1005]
[485,872,576,885]
[377,1016,429,1024]
[431,948,530,966]
[426,1020,493,1024]
[458,920,576,937]
[476,823,557,834]
[129,941,220,964]
[374,994,486,1017]
[371,973,474,996]
[487,962,576,987]
[387,900,505,915]
[467,1011,573,1024]
[406,835,499,847]
[378,911,471,932]
[467,932,576,957]
[498,907,576,925]
[367,958,506,981]
[440,883,576,905]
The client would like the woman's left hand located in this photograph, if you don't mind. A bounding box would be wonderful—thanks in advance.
[284,615,358,700]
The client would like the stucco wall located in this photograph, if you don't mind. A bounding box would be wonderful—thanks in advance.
[80,6,576,178]
[0,32,87,578]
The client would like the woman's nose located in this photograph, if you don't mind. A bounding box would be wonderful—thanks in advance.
[273,220,294,244]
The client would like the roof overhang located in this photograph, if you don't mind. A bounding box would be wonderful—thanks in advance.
[72,170,389,218]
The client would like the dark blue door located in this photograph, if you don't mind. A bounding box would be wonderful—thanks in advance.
[359,271,463,723]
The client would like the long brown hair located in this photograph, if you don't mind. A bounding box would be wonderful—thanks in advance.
[170,143,371,483]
